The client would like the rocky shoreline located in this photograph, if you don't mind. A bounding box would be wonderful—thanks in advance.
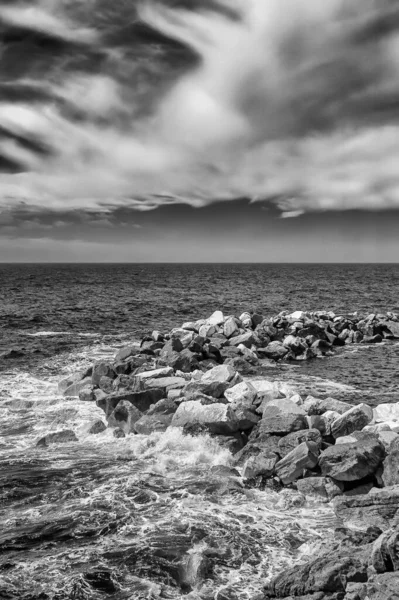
[53,309,399,599]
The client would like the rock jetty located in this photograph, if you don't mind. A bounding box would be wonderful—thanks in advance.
[57,309,399,599]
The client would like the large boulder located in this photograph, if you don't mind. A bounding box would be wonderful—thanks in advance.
[145,376,186,393]
[108,400,142,434]
[184,379,229,399]
[370,529,399,573]
[223,317,239,339]
[277,428,322,458]
[365,573,399,600]
[373,403,399,424]
[296,476,343,500]
[134,398,178,434]
[386,321,399,338]
[275,441,319,484]
[260,399,307,434]
[224,381,257,406]
[331,404,373,439]
[63,377,93,398]
[382,437,399,486]
[261,341,289,361]
[319,432,385,481]
[302,396,352,416]
[333,486,399,531]
[171,401,239,435]
[233,406,260,430]
[242,452,278,479]
[228,332,257,348]
[58,369,91,394]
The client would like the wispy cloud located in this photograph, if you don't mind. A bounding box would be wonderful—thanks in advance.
[1,0,399,217]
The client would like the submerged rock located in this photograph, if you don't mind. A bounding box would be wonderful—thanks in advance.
[108,400,142,434]
[36,430,78,447]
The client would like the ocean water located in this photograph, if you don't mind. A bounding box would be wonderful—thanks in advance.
[1,263,399,599]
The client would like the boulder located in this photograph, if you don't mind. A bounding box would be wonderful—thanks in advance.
[302,396,352,416]
[234,432,281,466]
[297,476,343,500]
[261,341,289,361]
[207,310,224,326]
[319,432,385,481]
[96,389,164,417]
[145,376,186,393]
[58,369,90,394]
[382,437,399,486]
[36,430,78,447]
[224,381,257,406]
[228,331,257,348]
[233,406,260,430]
[92,361,116,386]
[243,452,278,479]
[134,413,174,434]
[184,379,229,399]
[84,419,106,435]
[112,374,145,393]
[201,364,236,384]
[108,400,142,434]
[275,441,319,484]
[365,573,399,600]
[79,387,96,402]
[378,430,399,450]
[171,401,239,435]
[331,404,373,439]
[333,486,399,531]
[63,376,93,398]
[260,399,307,434]
[283,335,308,355]
[115,345,141,361]
[223,317,239,339]
[387,321,399,338]
[265,547,369,598]
[277,428,322,458]
[370,529,399,573]
[374,403,399,424]
[113,428,125,438]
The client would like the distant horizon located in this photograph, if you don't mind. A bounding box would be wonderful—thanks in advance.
[1,261,399,266]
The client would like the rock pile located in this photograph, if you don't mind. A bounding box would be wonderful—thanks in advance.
[56,309,399,599]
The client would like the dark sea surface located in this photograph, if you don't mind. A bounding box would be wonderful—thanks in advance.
[1,263,399,599]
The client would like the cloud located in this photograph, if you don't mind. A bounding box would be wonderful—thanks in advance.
[1,0,399,216]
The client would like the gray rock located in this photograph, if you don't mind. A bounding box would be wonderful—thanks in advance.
[108,400,142,434]
[58,369,90,394]
[228,331,257,348]
[92,361,116,386]
[97,388,164,417]
[183,379,229,399]
[260,399,307,434]
[370,529,399,573]
[387,321,399,338]
[223,317,239,339]
[85,419,106,435]
[113,428,125,438]
[365,572,399,600]
[37,430,78,447]
[134,413,174,434]
[319,432,385,481]
[63,376,93,398]
[333,486,399,531]
[382,437,399,486]
[261,341,289,361]
[171,401,239,435]
[78,386,96,402]
[145,376,186,393]
[201,364,236,384]
[302,396,352,416]
[275,441,319,484]
[233,406,260,431]
[278,428,322,458]
[115,346,140,361]
[243,452,278,479]
[296,477,329,499]
[331,404,373,439]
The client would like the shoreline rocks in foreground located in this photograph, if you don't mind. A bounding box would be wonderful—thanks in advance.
[54,309,399,599]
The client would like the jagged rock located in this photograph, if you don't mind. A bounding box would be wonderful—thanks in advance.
[334,486,399,531]
[319,432,385,481]
[297,476,343,500]
[113,428,125,438]
[275,441,319,484]
[202,364,236,384]
[58,369,91,394]
[228,331,257,348]
[184,379,229,399]
[303,396,352,416]
[311,339,333,356]
[283,335,308,355]
[377,430,399,450]
[112,374,145,392]
[261,341,289,360]
[243,452,278,479]
[224,381,257,405]
[79,386,96,402]
[85,419,106,435]
[115,345,141,362]
[213,432,246,454]
[108,400,142,434]
[171,401,239,434]
[207,310,224,326]
[98,375,114,393]
[63,376,93,397]
[370,529,399,573]
[331,404,373,439]
[92,361,116,386]
[234,431,281,466]
[365,572,399,600]
[113,355,149,375]
[265,547,369,598]
[145,376,186,393]
[233,405,260,430]
[97,389,164,417]
[382,437,399,486]
[134,413,174,434]
[387,322,399,338]
[277,429,322,458]
[37,430,78,447]
[223,316,239,339]
[260,399,307,434]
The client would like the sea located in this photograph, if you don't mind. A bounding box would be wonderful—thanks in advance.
[1,263,399,600]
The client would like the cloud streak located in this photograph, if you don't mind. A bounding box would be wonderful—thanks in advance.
[1,0,399,216]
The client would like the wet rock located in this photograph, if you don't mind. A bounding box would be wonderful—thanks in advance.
[275,441,319,484]
[283,335,308,355]
[370,529,399,573]
[319,432,385,481]
[92,361,116,386]
[171,401,239,435]
[243,452,278,479]
[382,437,399,486]
[58,369,91,394]
[265,547,369,598]
[387,322,399,338]
[334,486,399,531]
[63,376,93,397]
[115,345,141,361]
[213,432,246,454]
[112,374,145,393]
[85,419,106,435]
[296,476,343,499]
[78,386,96,402]
[260,399,307,434]
[278,429,322,458]
[365,572,399,600]
[331,404,373,439]
[201,364,236,384]
[97,388,164,417]
[113,428,125,438]
[311,339,333,356]
[108,400,142,434]
[36,430,78,446]
[261,341,289,361]
[134,413,174,434]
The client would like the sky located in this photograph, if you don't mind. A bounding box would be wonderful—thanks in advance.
[0,0,399,262]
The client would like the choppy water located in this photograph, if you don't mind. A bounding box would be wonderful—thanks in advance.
[1,263,399,598]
